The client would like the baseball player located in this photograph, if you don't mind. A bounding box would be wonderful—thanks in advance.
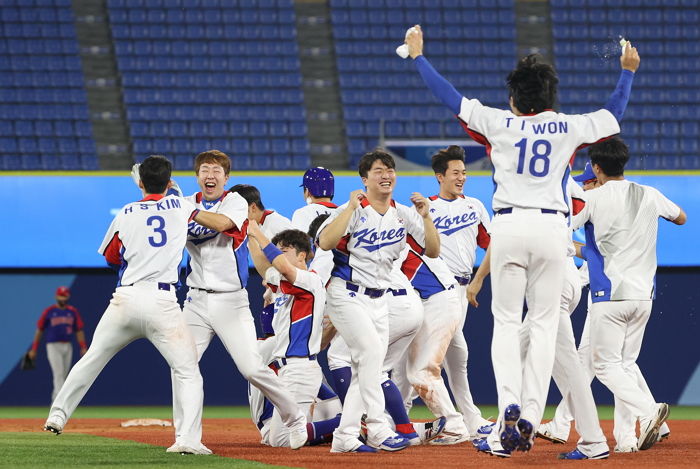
[470,174,609,459]
[317,149,440,453]
[291,167,337,234]
[44,155,234,454]
[171,151,308,450]
[228,184,293,238]
[326,249,427,444]
[538,162,669,453]
[405,25,637,452]
[28,286,88,402]
[425,145,493,438]
[246,222,327,446]
[571,137,686,451]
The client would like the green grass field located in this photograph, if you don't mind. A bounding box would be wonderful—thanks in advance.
[2,406,698,469]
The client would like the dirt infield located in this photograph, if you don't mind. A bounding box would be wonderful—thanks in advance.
[2,418,698,468]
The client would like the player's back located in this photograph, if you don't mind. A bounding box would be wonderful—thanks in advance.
[292,202,338,233]
[459,99,619,213]
[579,180,676,301]
[100,194,195,287]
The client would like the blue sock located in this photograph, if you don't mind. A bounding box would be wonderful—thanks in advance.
[382,379,415,435]
[308,414,341,445]
[331,367,352,405]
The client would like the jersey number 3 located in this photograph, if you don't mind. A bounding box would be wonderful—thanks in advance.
[515,138,552,177]
[147,215,167,247]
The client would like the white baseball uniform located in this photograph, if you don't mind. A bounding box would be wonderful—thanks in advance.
[401,240,467,435]
[572,179,681,436]
[458,96,620,425]
[252,266,325,446]
[427,194,492,435]
[172,191,306,442]
[544,266,670,450]
[48,194,204,448]
[260,209,293,238]
[292,201,338,234]
[319,198,426,451]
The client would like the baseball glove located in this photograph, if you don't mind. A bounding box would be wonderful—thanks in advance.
[20,352,35,371]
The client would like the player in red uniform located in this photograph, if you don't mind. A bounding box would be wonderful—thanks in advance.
[28,286,88,402]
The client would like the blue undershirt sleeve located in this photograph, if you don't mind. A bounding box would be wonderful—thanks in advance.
[604,69,634,122]
[414,55,463,115]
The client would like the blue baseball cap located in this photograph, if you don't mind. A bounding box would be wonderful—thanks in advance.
[573,161,596,183]
[301,167,334,198]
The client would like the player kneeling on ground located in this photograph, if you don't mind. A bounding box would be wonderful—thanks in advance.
[246,222,327,448]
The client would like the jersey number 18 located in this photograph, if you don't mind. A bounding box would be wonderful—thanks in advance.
[514,138,552,177]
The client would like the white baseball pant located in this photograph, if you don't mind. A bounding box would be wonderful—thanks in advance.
[46,342,72,402]
[266,359,323,447]
[489,210,568,425]
[590,300,658,427]
[407,287,468,435]
[172,288,305,442]
[48,283,204,447]
[326,277,394,451]
[449,284,489,434]
[548,294,670,447]
[521,259,608,457]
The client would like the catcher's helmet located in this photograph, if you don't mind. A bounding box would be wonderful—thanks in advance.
[300,167,334,198]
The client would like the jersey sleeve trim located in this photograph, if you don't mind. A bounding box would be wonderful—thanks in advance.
[102,232,123,267]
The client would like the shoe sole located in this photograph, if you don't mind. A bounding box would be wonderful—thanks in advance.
[378,443,410,452]
[516,419,534,452]
[500,405,521,452]
[43,424,62,435]
[536,430,566,444]
[638,404,670,451]
[423,417,448,444]
[330,445,378,453]
[558,450,609,460]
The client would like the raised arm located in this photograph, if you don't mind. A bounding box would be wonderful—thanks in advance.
[604,44,640,121]
[410,192,440,258]
[248,220,299,283]
[405,25,462,115]
[318,190,365,250]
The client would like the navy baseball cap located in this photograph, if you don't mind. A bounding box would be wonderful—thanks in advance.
[300,167,334,198]
[573,161,596,183]
[260,303,275,336]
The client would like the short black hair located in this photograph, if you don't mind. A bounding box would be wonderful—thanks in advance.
[228,184,265,210]
[507,54,558,114]
[358,148,395,178]
[588,137,629,177]
[308,213,331,240]
[431,145,465,175]
[271,229,312,259]
[139,155,172,194]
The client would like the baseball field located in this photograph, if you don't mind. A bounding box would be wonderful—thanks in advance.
[2,405,698,469]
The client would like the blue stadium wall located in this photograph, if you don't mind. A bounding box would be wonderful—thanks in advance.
[1,173,698,406]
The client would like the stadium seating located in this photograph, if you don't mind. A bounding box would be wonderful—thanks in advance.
[108,0,310,170]
[331,0,517,166]
[551,0,700,170]
[0,1,97,170]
